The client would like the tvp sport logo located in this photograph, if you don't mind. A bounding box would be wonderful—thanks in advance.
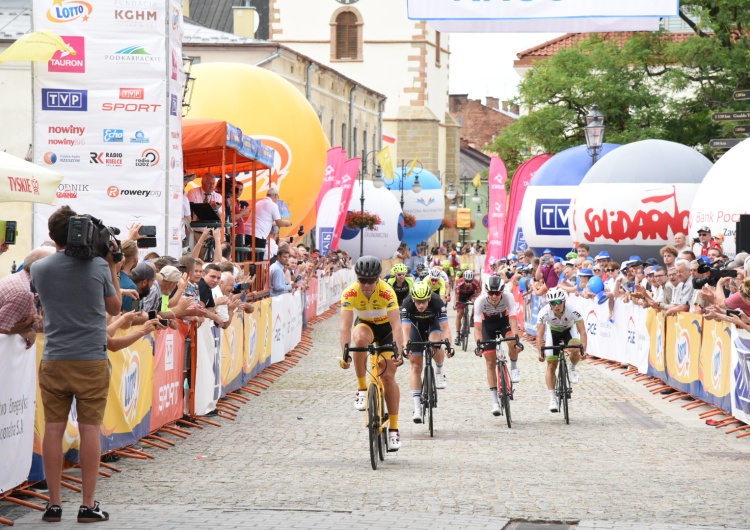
[42,89,87,111]
[46,0,92,24]
[535,199,570,237]
[48,36,85,73]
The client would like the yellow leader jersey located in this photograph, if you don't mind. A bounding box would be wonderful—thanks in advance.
[341,279,398,325]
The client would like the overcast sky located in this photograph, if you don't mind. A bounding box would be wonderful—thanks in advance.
[448,32,562,105]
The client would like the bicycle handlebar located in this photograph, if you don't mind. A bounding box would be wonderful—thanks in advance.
[343,342,399,363]
[541,344,584,353]
[405,339,450,350]
[476,334,524,351]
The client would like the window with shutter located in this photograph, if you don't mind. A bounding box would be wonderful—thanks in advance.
[335,12,358,60]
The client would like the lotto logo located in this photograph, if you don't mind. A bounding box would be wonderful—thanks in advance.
[534,199,570,236]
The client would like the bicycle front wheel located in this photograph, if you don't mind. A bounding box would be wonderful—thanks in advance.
[424,363,435,437]
[497,361,512,428]
[461,312,469,352]
[559,359,570,424]
[367,384,380,469]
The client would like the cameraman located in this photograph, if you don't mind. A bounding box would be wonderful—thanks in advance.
[31,206,121,523]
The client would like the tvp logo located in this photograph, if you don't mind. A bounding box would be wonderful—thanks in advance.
[535,199,570,237]
[42,89,87,111]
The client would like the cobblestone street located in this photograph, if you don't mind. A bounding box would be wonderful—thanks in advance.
[5,309,749,529]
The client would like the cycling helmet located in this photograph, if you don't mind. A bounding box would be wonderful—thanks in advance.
[354,255,382,278]
[460,263,470,270]
[411,282,432,301]
[484,275,505,293]
[418,270,429,280]
[415,262,426,271]
[391,263,408,275]
[546,287,567,303]
[441,260,451,269]
[429,268,442,280]
[463,270,475,281]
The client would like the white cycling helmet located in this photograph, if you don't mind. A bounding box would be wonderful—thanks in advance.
[546,287,567,303]
[484,275,505,292]
[429,268,442,279]
[463,270,475,281]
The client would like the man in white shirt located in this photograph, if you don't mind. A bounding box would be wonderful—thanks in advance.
[673,232,691,255]
[253,187,292,260]
[664,259,694,316]
[187,173,222,208]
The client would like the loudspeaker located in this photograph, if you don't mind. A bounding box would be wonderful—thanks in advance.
[737,215,750,254]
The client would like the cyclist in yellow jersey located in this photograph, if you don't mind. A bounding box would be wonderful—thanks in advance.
[423,268,448,302]
[340,256,404,450]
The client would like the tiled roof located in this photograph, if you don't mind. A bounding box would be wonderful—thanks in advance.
[515,32,695,66]
[183,18,258,44]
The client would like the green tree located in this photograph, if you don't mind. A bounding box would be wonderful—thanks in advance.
[492,0,750,177]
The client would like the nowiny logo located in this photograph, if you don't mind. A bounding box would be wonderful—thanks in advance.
[46,0,93,23]
[48,36,85,73]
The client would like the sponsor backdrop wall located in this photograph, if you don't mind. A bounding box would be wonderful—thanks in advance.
[32,0,183,256]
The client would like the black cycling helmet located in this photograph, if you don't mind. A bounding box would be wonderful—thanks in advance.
[354,255,382,278]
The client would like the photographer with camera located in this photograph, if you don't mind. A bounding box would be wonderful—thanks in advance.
[31,206,122,523]
[692,226,722,258]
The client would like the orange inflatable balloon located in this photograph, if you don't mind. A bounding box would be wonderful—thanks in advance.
[188,63,327,237]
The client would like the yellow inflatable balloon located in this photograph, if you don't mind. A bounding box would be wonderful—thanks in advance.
[188,63,327,237]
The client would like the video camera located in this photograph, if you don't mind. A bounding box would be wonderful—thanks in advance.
[65,215,123,263]
[692,260,737,289]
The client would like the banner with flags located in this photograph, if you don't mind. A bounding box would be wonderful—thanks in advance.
[317,147,345,212]
[330,157,361,252]
[502,154,551,256]
[484,156,508,273]
[472,172,482,189]
[377,146,395,183]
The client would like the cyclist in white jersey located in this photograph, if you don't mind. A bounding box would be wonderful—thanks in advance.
[536,287,587,412]
[474,276,522,416]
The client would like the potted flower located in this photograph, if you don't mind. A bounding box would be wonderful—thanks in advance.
[345,210,382,230]
[402,212,417,228]
[440,217,456,230]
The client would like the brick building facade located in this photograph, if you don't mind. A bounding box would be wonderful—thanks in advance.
[449,95,517,151]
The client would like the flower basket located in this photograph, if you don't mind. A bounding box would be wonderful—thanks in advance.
[440,217,456,230]
[402,212,417,228]
[345,210,382,230]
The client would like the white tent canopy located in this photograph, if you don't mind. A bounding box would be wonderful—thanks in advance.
[0,151,63,205]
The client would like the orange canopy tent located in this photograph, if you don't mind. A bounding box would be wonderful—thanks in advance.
[182,118,275,263]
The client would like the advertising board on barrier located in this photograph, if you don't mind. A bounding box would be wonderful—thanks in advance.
[221,312,245,397]
[194,320,221,416]
[730,329,750,425]
[665,313,702,397]
[700,319,732,412]
[150,328,185,430]
[0,335,36,494]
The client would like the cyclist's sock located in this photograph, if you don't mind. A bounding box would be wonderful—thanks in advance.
[549,389,556,399]
[490,387,499,405]
[435,363,444,374]
[390,414,399,430]
[510,360,518,371]
[357,377,367,391]
[412,391,421,410]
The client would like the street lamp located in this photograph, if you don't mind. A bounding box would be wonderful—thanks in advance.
[584,104,606,165]
[376,158,422,209]
[359,150,383,256]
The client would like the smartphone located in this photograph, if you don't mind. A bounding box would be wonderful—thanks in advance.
[248,263,257,276]
[726,309,741,317]
[148,310,157,321]
[298,225,304,236]
[0,221,17,245]
[159,318,169,326]
[138,225,156,237]
[137,237,157,248]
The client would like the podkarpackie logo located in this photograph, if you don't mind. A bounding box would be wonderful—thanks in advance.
[46,0,93,23]
[105,45,160,64]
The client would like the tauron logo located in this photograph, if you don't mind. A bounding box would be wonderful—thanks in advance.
[48,36,85,73]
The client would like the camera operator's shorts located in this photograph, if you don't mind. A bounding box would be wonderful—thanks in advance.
[39,359,111,425]
[353,318,396,359]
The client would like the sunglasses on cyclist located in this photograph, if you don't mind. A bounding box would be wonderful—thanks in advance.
[549,300,564,306]
[357,277,378,285]
[487,290,502,296]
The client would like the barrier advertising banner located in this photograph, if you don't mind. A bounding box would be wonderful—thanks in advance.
[101,330,154,452]
[646,308,668,381]
[699,319,732,412]
[32,0,182,256]
[220,312,245,397]
[664,313,702,396]
[0,335,36,494]
[150,328,185,430]
[194,320,221,416]
[730,329,750,425]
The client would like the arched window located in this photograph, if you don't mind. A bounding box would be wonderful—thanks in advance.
[331,9,362,61]
[336,12,358,59]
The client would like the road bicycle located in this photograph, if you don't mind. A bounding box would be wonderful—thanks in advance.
[476,333,524,429]
[541,343,583,424]
[343,342,399,470]
[404,339,453,438]
[457,302,473,352]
